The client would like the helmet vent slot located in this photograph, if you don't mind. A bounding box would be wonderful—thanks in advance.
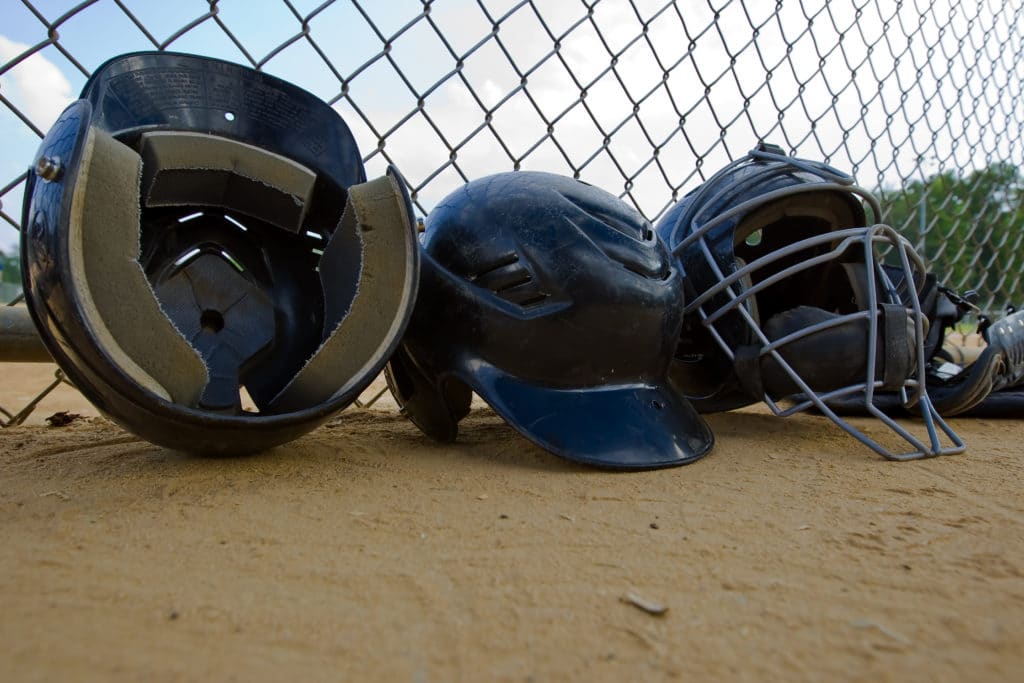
[495,274,532,292]
[174,247,202,268]
[467,255,549,308]
[467,253,520,282]
[506,291,549,308]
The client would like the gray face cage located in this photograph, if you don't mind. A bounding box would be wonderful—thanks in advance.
[675,147,964,460]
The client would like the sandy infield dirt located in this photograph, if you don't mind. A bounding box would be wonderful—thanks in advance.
[1,362,1022,681]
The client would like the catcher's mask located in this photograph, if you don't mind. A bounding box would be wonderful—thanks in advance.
[656,143,963,460]
[385,171,714,469]
[21,52,419,454]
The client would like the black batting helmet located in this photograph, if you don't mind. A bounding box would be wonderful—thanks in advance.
[386,171,714,469]
[21,52,419,454]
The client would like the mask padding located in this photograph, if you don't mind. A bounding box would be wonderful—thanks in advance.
[266,172,417,412]
[138,132,316,233]
[732,190,863,248]
[753,263,920,399]
[69,128,208,405]
[757,306,871,397]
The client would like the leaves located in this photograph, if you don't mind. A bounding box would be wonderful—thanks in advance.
[879,162,1024,309]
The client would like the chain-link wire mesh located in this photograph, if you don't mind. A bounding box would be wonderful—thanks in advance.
[1,0,1022,420]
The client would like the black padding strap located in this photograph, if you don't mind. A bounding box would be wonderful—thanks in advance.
[734,345,766,401]
[881,303,915,390]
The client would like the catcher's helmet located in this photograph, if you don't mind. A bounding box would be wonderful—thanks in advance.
[656,143,963,460]
[385,171,714,469]
[21,52,419,454]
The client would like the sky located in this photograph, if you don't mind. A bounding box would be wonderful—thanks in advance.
[1,0,1022,255]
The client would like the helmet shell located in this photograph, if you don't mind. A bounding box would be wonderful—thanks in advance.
[657,146,868,411]
[21,53,418,454]
[656,144,962,459]
[387,171,713,469]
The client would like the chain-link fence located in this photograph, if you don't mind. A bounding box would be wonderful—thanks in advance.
[1,0,1022,421]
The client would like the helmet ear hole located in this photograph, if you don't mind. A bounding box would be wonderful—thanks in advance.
[441,377,473,425]
[384,348,469,443]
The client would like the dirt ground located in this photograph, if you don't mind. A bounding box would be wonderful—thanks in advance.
[1,363,1022,681]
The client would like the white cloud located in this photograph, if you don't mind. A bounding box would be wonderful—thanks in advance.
[0,35,74,130]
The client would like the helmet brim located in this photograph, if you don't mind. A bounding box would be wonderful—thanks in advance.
[468,366,714,470]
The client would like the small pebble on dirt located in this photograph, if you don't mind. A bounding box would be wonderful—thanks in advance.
[45,411,81,428]
[621,591,668,617]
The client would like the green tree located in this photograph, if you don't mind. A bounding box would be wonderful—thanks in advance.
[0,248,21,285]
[879,162,1024,310]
